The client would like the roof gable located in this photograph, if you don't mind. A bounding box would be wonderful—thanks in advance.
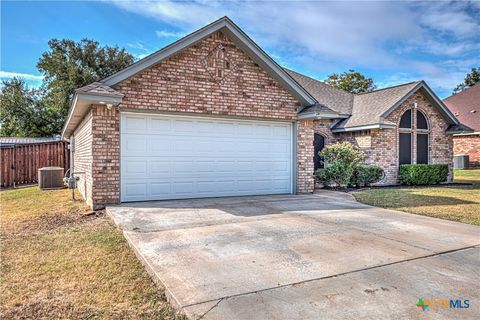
[332,81,459,131]
[443,83,480,132]
[101,17,316,106]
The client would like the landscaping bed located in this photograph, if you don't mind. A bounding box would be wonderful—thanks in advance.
[0,186,185,319]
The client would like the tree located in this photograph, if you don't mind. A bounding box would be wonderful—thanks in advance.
[453,67,480,94]
[0,78,54,137]
[325,69,376,94]
[36,39,134,133]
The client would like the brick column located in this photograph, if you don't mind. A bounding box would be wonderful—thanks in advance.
[91,106,120,209]
[296,119,315,193]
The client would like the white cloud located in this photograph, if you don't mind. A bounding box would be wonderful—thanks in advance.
[155,30,185,38]
[0,71,43,81]
[106,0,480,96]
[106,0,221,27]
[415,1,480,37]
[127,41,154,60]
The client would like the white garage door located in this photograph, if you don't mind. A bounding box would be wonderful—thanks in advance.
[121,113,293,202]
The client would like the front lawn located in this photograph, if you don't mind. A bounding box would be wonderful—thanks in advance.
[0,186,185,319]
[352,169,480,225]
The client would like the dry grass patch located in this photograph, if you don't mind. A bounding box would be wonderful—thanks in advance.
[0,187,185,319]
[352,169,480,225]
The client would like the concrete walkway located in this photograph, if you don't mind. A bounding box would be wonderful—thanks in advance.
[107,191,480,319]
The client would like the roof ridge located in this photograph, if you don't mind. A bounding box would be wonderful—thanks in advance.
[357,80,421,95]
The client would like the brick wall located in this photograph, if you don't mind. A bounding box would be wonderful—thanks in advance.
[90,106,120,209]
[317,90,454,185]
[78,30,302,208]
[297,120,315,193]
[385,91,453,183]
[313,119,337,145]
[72,111,93,206]
[453,134,480,168]
[114,31,299,120]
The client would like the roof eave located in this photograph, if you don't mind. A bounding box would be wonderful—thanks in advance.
[61,93,123,139]
[452,131,480,136]
[297,111,349,120]
[331,123,396,133]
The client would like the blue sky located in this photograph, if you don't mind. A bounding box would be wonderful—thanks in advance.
[1,1,479,98]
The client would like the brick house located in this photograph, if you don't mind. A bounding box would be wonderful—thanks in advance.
[443,83,480,168]
[61,17,471,209]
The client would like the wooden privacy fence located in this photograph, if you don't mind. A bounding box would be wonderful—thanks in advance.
[1,141,69,188]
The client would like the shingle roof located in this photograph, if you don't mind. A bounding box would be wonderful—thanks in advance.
[339,81,421,128]
[75,82,124,97]
[286,69,427,129]
[443,83,480,132]
[285,69,353,115]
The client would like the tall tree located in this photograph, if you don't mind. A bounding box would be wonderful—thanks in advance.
[36,39,134,132]
[325,69,376,94]
[453,67,480,94]
[0,78,53,137]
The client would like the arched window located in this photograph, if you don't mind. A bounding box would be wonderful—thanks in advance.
[313,133,325,171]
[398,109,429,165]
[399,109,412,129]
[416,110,429,164]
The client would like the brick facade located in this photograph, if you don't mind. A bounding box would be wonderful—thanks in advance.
[71,32,456,208]
[114,31,299,120]
[312,91,453,185]
[297,120,315,193]
[453,134,480,168]
[90,106,120,209]
[74,31,304,208]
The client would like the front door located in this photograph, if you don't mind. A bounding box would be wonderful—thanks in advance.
[313,133,325,172]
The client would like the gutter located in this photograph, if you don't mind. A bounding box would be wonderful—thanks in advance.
[452,131,480,136]
[297,111,349,120]
[331,123,396,133]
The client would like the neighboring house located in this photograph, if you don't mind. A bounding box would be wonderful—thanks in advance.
[61,17,471,209]
[443,84,480,168]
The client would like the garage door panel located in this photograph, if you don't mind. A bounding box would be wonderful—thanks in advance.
[174,182,194,194]
[124,160,147,175]
[123,135,147,153]
[150,118,172,132]
[150,160,171,176]
[121,114,292,202]
[175,120,195,132]
[150,182,171,196]
[124,183,147,198]
[149,138,171,153]
[123,115,147,132]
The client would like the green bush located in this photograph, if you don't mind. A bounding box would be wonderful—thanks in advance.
[315,142,365,187]
[398,164,449,185]
[350,164,384,187]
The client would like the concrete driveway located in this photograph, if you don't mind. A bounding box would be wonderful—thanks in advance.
[107,191,480,319]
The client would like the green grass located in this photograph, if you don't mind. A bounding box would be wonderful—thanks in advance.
[0,187,185,319]
[352,169,480,225]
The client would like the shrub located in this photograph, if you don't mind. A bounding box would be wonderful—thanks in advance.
[315,142,365,187]
[350,164,384,187]
[398,164,449,185]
